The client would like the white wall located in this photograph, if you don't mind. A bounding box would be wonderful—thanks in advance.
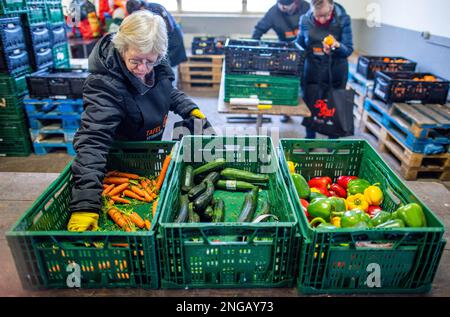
[361,0,450,38]
[333,0,368,19]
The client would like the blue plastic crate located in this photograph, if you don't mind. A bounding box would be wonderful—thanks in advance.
[48,23,66,46]
[31,44,53,71]
[0,16,26,50]
[27,22,51,47]
[0,47,31,75]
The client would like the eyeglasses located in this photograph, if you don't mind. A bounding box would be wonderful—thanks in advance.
[128,57,162,70]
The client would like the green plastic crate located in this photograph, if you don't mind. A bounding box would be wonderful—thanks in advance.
[0,136,31,156]
[24,5,47,25]
[278,139,446,294]
[52,43,70,66]
[224,74,300,106]
[157,135,300,289]
[0,95,25,119]
[45,3,64,23]
[0,0,26,14]
[0,73,28,95]
[0,118,28,138]
[6,141,177,290]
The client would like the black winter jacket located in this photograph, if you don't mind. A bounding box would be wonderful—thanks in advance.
[69,33,197,214]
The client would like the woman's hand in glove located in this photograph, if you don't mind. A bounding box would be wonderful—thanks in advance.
[67,212,99,232]
[190,109,206,119]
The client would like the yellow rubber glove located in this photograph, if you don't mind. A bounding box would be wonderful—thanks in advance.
[67,212,99,232]
[190,109,206,119]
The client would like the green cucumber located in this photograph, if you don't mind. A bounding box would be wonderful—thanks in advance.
[175,195,189,223]
[216,180,257,191]
[193,158,226,176]
[201,171,221,184]
[188,202,200,223]
[193,181,215,212]
[220,168,269,184]
[181,165,194,193]
[212,198,225,222]
[188,181,207,201]
[238,188,259,222]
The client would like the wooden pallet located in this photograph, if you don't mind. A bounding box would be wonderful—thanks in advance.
[388,102,450,139]
[182,54,225,66]
[178,82,221,92]
[178,69,222,84]
[360,110,383,142]
[378,127,450,180]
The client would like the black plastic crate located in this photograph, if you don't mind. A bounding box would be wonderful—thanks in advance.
[225,38,304,76]
[26,68,89,99]
[374,71,450,105]
[191,36,226,55]
[30,43,53,71]
[0,16,26,51]
[0,47,30,74]
[26,22,51,47]
[357,56,417,80]
[48,23,66,46]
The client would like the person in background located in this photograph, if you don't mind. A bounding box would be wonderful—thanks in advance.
[252,0,310,123]
[296,0,353,139]
[126,0,187,87]
[107,6,125,33]
[67,11,206,231]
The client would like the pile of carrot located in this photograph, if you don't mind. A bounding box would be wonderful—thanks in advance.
[101,154,171,232]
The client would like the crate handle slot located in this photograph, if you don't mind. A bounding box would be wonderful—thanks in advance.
[351,233,410,250]
[198,228,257,245]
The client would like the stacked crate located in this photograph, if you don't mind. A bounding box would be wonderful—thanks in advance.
[0,13,33,156]
[24,68,88,155]
[191,36,226,55]
[224,39,303,106]
[44,0,70,68]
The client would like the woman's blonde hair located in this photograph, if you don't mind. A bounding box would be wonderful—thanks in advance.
[113,10,168,57]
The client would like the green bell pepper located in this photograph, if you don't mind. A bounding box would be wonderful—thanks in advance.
[328,197,346,212]
[347,179,371,195]
[375,219,405,228]
[395,203,427,227]
[309,217,337,230]
[291,173,310,199]
[341,209,372,228]
[307,199,332,221]
[370,211,392,227]
[310,192,328,201]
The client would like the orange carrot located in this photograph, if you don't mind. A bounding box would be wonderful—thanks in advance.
[111,196,131,204]
[123,190,146,201]
[156,155,171,192]
[130,185,147,198]
[152,199,158,218]
[108,183,129,197]
[129,212,145,228]
[104,177,129,185]
[103,184,109,189]
[145,219,151,230]
[102,184,115,196]
[108,208,130,230]
[107,171,140,180]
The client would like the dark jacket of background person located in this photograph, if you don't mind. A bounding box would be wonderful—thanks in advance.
[252,0,310,41]
[69,33,197,214]
[296,2,353,88]
[127,0,187,66]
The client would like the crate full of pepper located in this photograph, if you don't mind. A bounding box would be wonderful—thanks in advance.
[288,165,428,230]
[279,139,445,295]
[157,135,300,289]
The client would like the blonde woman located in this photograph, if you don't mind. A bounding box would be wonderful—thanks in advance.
[67,11,205,231]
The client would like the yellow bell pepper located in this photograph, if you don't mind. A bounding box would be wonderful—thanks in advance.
[346,193,369,212]
[331,216,341,228]
[364,185,383,206]
[310,188,322,194]
[287,161,296,174]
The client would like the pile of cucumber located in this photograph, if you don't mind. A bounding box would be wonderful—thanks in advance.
[174,158,273,223]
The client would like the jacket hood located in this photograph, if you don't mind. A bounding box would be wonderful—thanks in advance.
[88,33,155,95]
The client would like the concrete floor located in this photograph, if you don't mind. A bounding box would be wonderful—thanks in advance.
[0,90,449,297]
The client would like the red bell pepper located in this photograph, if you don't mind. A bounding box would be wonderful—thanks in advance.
[368,205,382,218]
[328,190,337,197]
[329,183,347,198]
[308,177,332,196]
[337,176,358,189]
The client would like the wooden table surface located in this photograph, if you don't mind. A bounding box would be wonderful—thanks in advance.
[0,172,449,297]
